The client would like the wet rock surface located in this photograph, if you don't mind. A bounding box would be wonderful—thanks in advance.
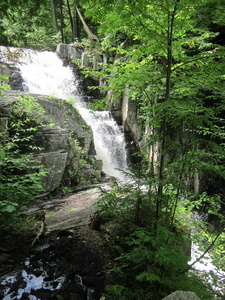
[0,227,109,300]
[44,185,104,233]
[0,184,112,299]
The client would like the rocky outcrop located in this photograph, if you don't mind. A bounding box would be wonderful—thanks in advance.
[162,291,200,300]
[0,90,101,193]
[0,61,24,91]
[56,42,104,70]
[56,43,83,63]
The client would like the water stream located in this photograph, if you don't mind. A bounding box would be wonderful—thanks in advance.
[0,46,128,180]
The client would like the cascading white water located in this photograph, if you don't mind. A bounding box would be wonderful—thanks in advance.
[0,47,128,180]
[78,107,128,179]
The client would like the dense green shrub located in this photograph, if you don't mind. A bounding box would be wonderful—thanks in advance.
[0,88,46,225]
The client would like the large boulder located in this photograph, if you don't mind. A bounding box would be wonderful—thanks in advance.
[162,291,200,300]
[0,90,101,193]
[56,43,83,62]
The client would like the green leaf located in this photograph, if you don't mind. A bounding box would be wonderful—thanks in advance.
[0,201,19,212]
[136,272,161,283]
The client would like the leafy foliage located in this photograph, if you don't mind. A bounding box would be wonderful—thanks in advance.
[0,0,98,48]
[97,179,220,299]
[0,92,46,224]
[0,149,44,215]
[0,0,60,49]
[82,0,225,298]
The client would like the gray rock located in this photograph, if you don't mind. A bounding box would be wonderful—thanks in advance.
[56,43,83,61]
[9,68,24,90]
[162,291,200,300]
[56,43,69,59]
[0,90,102,193]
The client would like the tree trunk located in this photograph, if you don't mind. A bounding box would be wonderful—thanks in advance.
[50,0,58,33]
[73,0,80,40]
[66,0,74,41]
[156,3,177,220]
[59,0,65,43]
[76,6,98,41]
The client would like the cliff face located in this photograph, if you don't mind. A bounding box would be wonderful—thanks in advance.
[0,90,101,194]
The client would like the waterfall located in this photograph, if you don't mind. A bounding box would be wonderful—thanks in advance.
[0,47,128,180]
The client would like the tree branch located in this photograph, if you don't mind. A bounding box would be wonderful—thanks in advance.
[76,6,99,41]
[181,231,222,274]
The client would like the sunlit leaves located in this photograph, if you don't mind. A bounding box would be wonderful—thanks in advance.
[80,1,225,299]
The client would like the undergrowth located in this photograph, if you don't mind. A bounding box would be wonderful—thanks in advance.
[96,176,223,300]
